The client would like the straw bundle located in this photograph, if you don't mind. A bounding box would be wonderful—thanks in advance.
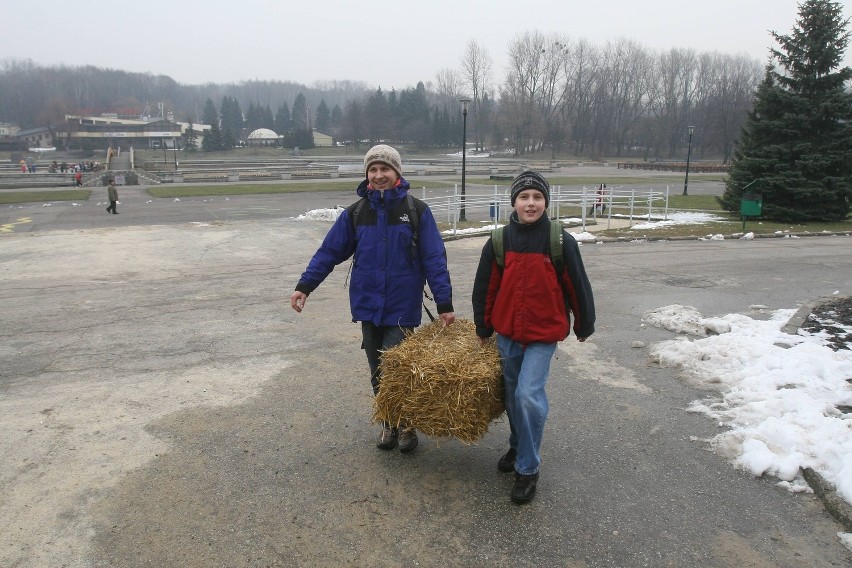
[373,319,504,444]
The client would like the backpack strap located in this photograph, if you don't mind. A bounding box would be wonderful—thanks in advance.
[491,226,505,269]
[347,196,369,229]
[549,220,564,275]
[405,194,419,247]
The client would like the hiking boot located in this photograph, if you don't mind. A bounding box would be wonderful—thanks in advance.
[376,424,398,450]
[497,448,516,473]
[511,472,539,504]
[398,427,419,453]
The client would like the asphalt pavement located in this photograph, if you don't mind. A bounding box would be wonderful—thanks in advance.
[1,187,851,567]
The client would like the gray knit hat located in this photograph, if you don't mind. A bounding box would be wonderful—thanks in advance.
[510,170,550,207]
[364,144,402,178]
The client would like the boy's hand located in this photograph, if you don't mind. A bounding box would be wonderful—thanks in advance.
[439,312,455,326]
[290,291,307,313]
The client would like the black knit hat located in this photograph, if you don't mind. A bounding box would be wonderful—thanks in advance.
[510,170,550,207]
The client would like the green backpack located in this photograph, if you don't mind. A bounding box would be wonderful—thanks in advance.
[491,221,564,274]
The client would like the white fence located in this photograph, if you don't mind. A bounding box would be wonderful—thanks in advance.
[413,184,672,235]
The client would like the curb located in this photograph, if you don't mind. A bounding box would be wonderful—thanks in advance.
[783,296,852,532]
[802,468,852,532]
[442,230,852,244]
[591,230,852,244]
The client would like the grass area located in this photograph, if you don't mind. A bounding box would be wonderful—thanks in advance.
[0,190,91,204]
[664,194,721,210]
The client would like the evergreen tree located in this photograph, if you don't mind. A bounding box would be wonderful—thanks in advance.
[315,99,331,133]
[202,122,222,151]
[184,119,198,151]
[330,105,343,138]
[274,103,291,134]
[342,100,365,147]
[722,0,852,221]
[260,105,274,130]
[366,88,388,143]
[292,93,309,130]
[202,98,218,127]
[245,103,262,132]
[220,127,236,150]
[220,96,245,142]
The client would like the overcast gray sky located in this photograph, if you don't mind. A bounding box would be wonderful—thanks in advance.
[3,0,850,89]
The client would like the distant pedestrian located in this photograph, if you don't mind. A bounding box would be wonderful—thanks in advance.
[588,183,607,216]
[75,171,82,187]
[105,179,118,214]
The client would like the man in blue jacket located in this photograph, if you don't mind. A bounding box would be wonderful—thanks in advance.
[290,144,455,453]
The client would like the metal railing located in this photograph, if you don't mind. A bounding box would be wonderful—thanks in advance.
[411,184,671,235]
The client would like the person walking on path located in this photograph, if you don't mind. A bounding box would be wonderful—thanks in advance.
[105,179,118,214]
[472,170,596,504]
[588,183,607,216]
[290,144,455,453]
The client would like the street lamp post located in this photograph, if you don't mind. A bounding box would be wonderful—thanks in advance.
[683,125,694,196]
[459,97,471,222]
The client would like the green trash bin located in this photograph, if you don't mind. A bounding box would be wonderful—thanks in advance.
[741,194,762,216]
[740,194,762,231]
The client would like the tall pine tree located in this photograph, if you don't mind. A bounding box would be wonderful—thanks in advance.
[722,0,852,221]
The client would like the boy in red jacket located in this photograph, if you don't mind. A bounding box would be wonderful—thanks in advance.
[472,170,595,504]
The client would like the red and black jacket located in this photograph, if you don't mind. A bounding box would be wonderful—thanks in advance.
[472,213,595,345]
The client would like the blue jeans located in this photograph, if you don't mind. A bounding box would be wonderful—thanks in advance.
[361,322,411,395]
[497,335,557,475]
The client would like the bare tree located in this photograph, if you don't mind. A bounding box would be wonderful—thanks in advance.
[460,40,493,151]
[700,53,762,162]
[596,39,653,157]
[561,39,601,156]
[434,68,464,105]
[503,31,550,155]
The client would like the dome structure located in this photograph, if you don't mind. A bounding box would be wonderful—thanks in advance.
[247,128,279,146]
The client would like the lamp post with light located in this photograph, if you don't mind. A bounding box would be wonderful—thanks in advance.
[683,125,694,196]
[459,97,471,222]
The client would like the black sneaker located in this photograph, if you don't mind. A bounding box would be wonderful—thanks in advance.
[497,448,516,473]
[398,427,419,453]
[376,424,398,450]
[511,472,539,504]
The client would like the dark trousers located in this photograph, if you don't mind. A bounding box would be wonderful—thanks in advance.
[361,322,412,395]
[106,201,117,213]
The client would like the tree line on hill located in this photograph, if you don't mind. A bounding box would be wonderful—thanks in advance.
[1,2,849,222]
[1,35,770,161]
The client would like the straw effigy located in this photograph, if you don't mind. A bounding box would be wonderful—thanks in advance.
[373,318,504,444]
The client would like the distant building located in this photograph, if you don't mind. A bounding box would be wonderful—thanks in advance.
[16,126,52,148]
[312,131,333,147]
[247,128,279,147]
[63,114,187,150]
[55,114,210,151]
[0,122,24,151]
[0,123,20,137]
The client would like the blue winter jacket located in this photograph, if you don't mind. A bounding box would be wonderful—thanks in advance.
[295,177,454,327]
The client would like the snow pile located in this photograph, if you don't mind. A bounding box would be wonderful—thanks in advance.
[648,305,852,507]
